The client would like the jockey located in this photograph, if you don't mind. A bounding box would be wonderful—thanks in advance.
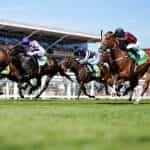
[74,47,101,75]
[21,37,47,67]
[74,47,100,64]
[114,28,140,58]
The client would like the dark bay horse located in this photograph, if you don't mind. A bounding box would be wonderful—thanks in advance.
[100,32,150,102]
[60,56,113,99]
[0,46,72,98]
[9,45,73,98]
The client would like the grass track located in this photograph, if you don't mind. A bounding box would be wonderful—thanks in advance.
[0,99,150,150]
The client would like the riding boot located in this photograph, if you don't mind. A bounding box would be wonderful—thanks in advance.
[88,63,96,74]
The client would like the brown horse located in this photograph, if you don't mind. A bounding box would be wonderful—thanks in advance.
[60,56,113,99]
[100,31,150,101]
[0,48,32,97]
[28,55,73,98]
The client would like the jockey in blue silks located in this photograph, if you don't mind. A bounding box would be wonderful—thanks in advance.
[74,47,101,76]
[74,47,100,64]
[21,37,47,67]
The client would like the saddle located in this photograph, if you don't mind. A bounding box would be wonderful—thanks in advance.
[86,64,101,77]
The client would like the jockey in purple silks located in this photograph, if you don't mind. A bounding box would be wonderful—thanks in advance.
[21,37,47,67]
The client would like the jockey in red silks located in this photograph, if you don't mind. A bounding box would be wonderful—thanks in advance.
[114,28,140,58]
[21,37,47,67]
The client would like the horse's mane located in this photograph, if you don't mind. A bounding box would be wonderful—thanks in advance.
[9,45,27,57]
[106,31,113,34]
[65,56,81,65]
[104,31,114,38]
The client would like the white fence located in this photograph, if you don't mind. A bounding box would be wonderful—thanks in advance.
[0,73,150,99]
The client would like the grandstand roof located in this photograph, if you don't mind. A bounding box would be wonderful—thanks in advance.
[0,20,100,43]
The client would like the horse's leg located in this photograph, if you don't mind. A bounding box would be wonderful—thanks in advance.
[58,66,73,82]
[135,74,150,104]
[104,84,111,95]
[21,80,34,91]
[98,80,110,95]
[28,77,42,94]
[17,82,24,98]
[77,84,82,100]
[35,76,50,99]
[77,81,95,99]
[115,83,124,96]
[141,68,150,97]
[82,84,95,98]
[129,76,138,102]
[141,80,150,96]
[97,84,110,95]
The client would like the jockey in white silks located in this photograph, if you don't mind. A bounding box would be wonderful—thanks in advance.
[21,37,47,67]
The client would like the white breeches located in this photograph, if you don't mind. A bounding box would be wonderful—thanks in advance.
[126,42,139,50]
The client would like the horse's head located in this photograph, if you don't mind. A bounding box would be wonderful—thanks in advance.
[100,31,119,51]
[61,57,72,72]
[61,57,79,72]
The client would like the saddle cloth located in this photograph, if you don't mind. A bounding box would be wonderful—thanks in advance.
[86,64,101,77]
[37,56,48,66]
[128,48,147,65]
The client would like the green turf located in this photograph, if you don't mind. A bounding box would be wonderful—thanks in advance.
[0,99,150,150]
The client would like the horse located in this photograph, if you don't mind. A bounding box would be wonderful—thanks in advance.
[9,45,73,98]
[60,56,114,99]
[0,47,34,97]
[99,31,150,102]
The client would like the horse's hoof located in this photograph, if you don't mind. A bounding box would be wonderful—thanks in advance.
[116,93,121,97]
[90,96,95,99]
[35,95,40,99]
[20,97,24,99]
[133,96,142,104]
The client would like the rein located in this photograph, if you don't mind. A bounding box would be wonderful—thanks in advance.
[102,49,128,63]
[110,38,128,63]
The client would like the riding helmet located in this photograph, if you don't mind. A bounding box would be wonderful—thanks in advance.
[22,37,30,44]
[114,28,125,38]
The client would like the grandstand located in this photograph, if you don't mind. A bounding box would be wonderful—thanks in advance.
[0,20,99,61]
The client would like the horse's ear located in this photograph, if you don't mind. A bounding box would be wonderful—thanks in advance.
[112,33,115,37]
[100,30,103,42]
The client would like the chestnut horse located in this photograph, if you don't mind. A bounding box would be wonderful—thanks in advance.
[100,32,150,102]
[60,56,113,99]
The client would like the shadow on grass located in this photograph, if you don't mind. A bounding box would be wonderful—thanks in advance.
[124,135,150,143]
[95,102,150,105]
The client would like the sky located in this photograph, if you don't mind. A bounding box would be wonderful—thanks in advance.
[0,0,150,48]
